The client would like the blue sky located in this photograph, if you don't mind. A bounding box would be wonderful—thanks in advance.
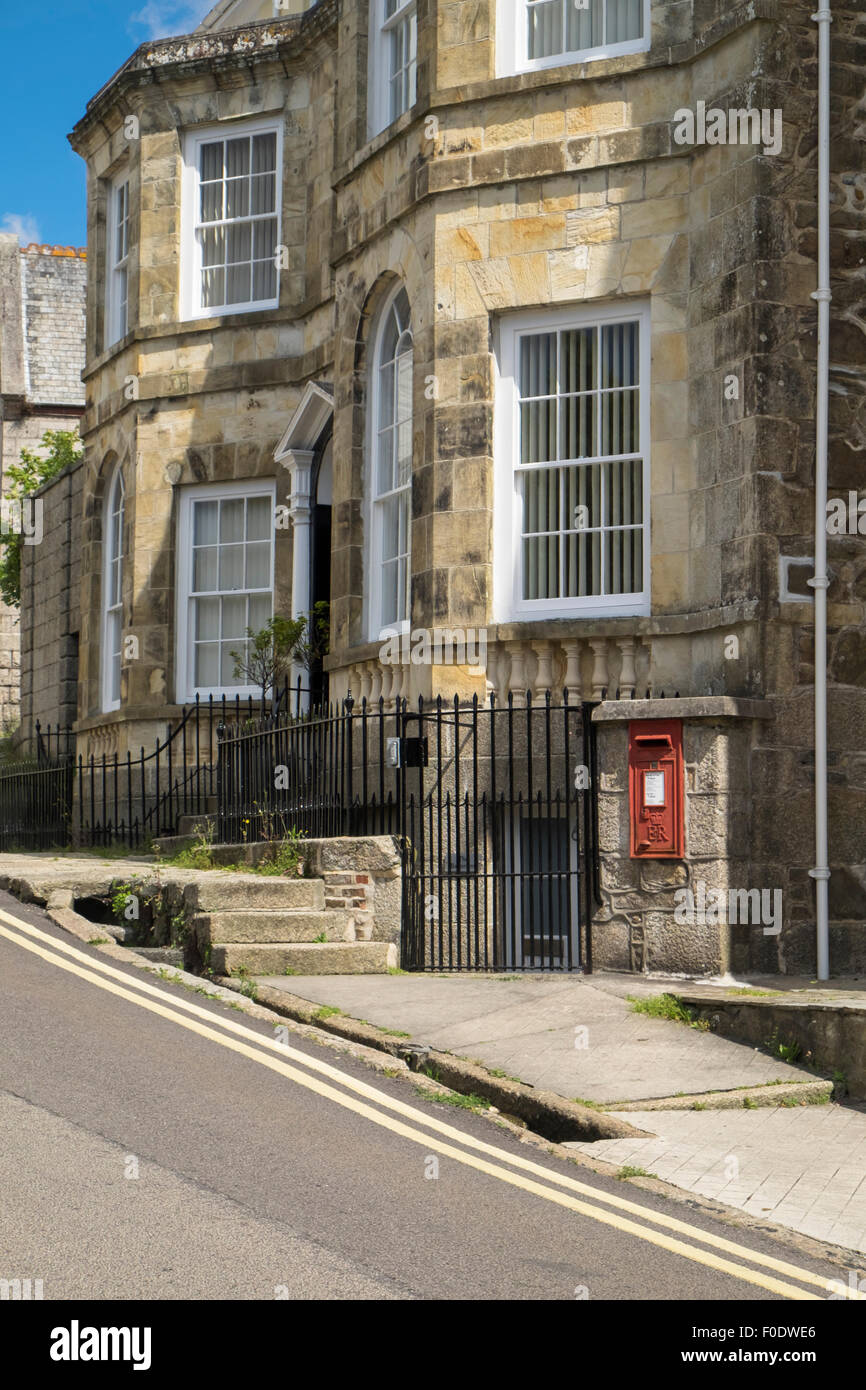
[0,0,213,248]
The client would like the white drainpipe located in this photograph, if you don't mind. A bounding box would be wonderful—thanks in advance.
[809,4,832,979]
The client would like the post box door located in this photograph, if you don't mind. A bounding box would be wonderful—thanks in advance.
[628,719,684,858]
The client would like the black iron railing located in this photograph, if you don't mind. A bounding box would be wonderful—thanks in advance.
[216,691,599,972]
[4,686,600,971]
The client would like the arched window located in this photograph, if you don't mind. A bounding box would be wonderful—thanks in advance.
[102,466,125,711]
[369,285,413,638]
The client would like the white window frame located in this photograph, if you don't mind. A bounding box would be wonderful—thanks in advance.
[106,177,130,348]
[497,0,650,76]
[180,118,283,323]
[175,478,277,704]
[368,0,418,139]
[493,301,651,623]
[366,283,413,643]
[101,466,125,713]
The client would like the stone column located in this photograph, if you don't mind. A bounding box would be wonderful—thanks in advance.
[283,448,314,708]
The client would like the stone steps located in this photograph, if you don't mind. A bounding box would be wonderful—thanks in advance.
[184,876,323,911]
[214,941,398,975]
[182,870,394,976]
[192,908,354,945]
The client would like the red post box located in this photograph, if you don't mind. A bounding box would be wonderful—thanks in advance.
[628,719,684,859]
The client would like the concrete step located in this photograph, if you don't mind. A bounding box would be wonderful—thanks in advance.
[215,941,398,975]
[193,909,354,945]
[185,876,324,912]
[177,810,217,835]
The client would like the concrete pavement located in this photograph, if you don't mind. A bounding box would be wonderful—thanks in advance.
[256,972,810,1103]
[258,970,866,1257]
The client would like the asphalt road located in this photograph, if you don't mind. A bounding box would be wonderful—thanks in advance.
[0,889,855,1303]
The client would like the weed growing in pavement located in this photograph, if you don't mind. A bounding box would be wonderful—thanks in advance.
[414,1087,491,1112]
[628,993,709,1030]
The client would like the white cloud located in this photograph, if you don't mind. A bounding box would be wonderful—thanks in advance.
[0,213,41,246]
[129,0,215,40]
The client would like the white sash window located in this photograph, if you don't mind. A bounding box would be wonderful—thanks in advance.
[369,0,417,137]
[176,481,276,701]
[102,467,125,711]
[495,304,650,620]
[182,121,282,320]
[368,286,413,638]
[499,0,649,75]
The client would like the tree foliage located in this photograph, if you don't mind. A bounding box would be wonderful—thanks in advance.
[0,429,82,608]
[231,603,331,711]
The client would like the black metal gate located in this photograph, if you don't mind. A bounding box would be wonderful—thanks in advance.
[398,695,599,972]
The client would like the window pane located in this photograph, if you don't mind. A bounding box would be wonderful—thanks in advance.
[520,400,557,464]
[200,181,223,223]
[377,427,394,495]
[251,173,276,215]
[252,132,277,173]
[564,529,602,597]
[606,0,642,43]
[245,541,271,590]
[225,177,250,220]
[221,594,247,638]
[560,394,596,459]
[202,267,225,309]
[201,226,225,268]
[527,0,564,59]
[606,525,643,594]
[561,327,595,392]
[200,142,222,182]
[566,0,603,49]
[523,535,559,600]
[193,546,218,592]
[381,561,399,629]
[195,640,219,688]
[195,595,220,640]
[601,387,639,455]
[246,496,271,541]
[524,468,559,536]
[226,223,252,265]
[109,614,122,704]
[395,419,412,488]
[381,495,401,563]
[221,642,242,686]
[602,321,639,388]
[379,359,395,431]
[396,347,413,423]
[226,138,250,178]
[219,546,244,591]
[604,458,643,526]
[227,262,251,304]
[253,218,277,261]
[564,462,602,530]
[253,258,277,302]
[519,333,556,398]
[220,500,244,543]
[249,593,271,632]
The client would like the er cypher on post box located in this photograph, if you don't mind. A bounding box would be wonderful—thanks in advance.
[628,719,684,859]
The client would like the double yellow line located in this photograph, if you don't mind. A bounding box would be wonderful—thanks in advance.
[0,905,859,1302]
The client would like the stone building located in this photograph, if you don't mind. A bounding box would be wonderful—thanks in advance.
[0,238,86,730]
[39,0,866,974]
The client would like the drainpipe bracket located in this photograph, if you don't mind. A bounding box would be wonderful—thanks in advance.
[806,575,829,590]
[811,288,832,303]
[808,867,831,881]
[810,9,833,21]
